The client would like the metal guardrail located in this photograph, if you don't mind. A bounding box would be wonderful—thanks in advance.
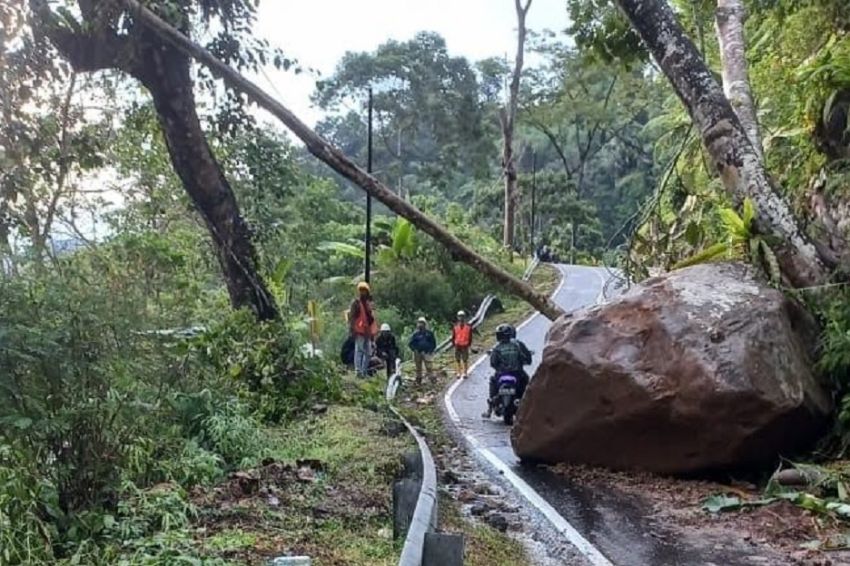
[385,255,541,565]
[391,403,439,566]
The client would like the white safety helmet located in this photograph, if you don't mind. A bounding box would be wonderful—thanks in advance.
[380,323,391,332]
[457,310,467,318]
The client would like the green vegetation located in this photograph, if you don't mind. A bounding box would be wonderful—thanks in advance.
[7,0,850,561]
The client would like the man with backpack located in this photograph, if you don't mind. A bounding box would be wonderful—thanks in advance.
[348,281,377,378]
[451,310,473,379]
[482,324,532,418]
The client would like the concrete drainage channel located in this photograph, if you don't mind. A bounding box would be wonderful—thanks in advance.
[381,256,541,566]
[389,404,465,565]
[385,369,465,565]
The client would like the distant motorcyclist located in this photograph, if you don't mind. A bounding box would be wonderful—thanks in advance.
[482,323,532,418]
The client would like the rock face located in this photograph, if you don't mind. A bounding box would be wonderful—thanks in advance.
[511,263,832,474]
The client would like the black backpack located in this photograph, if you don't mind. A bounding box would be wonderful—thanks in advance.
[340,335,355,366]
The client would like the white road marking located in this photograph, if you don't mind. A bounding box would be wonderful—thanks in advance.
[444,264,613,566]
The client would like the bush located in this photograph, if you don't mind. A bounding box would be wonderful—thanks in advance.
[187,309,342,422]
[0,443,58,564]
[0,252,345,562]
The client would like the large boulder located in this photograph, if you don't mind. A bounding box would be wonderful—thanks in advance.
[511,263,832,474]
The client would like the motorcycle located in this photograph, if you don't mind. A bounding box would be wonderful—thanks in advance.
[492,373,520,425]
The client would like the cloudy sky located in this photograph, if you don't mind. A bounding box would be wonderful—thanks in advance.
[252,0,569,127]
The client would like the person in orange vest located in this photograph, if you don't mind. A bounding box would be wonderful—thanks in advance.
[451,310,474,379]
[348,281,377,377]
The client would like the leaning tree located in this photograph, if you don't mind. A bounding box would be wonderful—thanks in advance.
[611,0,844,287]
[29,0,281,319]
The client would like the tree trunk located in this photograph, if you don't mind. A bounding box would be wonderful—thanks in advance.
[715,0,763,160]
[614,0,831,287]
[501,0,532,250]
[501,111,517,250]
[119,0,565,321]
[30,0,278,319]
[136,40,277,320]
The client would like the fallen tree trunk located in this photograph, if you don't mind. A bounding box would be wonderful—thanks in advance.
[120,0,564,321]
[615,0,832,287]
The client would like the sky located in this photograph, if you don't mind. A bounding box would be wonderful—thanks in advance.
[52,0,571,243]
[252,0,569,127]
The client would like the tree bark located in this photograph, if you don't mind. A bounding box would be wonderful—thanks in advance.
[136,38,277,320]
[119,0,565,321]
[30,0,278,319]
[501,0,532,250]
[715,0,763,160]
[614,0,832,287]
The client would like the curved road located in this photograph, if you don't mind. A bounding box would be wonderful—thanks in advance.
[446,264,787,566]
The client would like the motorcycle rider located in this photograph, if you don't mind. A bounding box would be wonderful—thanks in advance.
[482,323,532,418]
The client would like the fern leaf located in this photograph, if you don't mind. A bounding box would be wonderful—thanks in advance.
[718,207,748,241]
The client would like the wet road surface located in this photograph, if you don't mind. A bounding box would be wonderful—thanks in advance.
[447,264,789,566]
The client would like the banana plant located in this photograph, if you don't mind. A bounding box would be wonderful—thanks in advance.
[377,217,417,264]
[317,217,418,271]
[673,198,780,281]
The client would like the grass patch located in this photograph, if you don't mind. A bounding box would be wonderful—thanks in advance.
[184,404,412,565]
[206,530,258,552]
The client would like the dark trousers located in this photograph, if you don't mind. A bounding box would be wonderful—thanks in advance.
[379,351,397,378]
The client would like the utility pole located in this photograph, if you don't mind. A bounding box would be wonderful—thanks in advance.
[365,87,373,284]
[530,150,537,255]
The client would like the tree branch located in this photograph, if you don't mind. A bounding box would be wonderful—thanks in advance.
[118,0,565,320]
[527,116,575,179]
[28,0,132,73]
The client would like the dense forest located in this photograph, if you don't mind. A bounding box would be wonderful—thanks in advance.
[3,0,850,563]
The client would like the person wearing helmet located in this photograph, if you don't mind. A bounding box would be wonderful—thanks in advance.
[482,323,532,418]
[408,317,437,385]
[451,310,474,379]
[349,281,377,377]
[375,323,399,378]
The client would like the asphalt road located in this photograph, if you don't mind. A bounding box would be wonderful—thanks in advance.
[449,264,604,465]
[447,264,787,566]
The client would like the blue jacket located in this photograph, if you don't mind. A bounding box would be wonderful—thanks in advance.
[408,328,436,354]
